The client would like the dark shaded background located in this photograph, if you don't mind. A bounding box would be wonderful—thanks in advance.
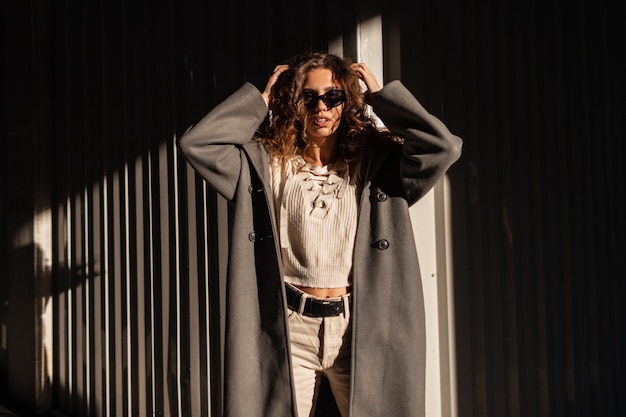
[2,0,624,416]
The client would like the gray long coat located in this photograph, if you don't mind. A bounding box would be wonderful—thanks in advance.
[178,80,462,417]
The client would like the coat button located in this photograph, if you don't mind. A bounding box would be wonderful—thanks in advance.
[377,239,390,250]
[376,191,388,202]
[248,185,254,194]
[248,231,256,242]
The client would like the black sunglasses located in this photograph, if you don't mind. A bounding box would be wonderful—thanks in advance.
[302,89,346,110]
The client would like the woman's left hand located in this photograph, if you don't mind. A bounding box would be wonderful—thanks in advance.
[351,63,382,100]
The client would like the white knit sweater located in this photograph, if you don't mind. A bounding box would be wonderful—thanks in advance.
[270,156,358,288]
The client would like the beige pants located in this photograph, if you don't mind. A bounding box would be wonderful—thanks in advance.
[287,298,352,417]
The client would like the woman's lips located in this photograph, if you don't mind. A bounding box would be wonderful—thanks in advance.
[314,117,330,127]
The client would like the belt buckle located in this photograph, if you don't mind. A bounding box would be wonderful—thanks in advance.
[320,299,342,316]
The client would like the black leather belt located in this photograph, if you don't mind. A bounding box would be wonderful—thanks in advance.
[285,284,351,317]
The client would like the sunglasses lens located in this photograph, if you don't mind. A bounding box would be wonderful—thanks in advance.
[303,92,317,109]
[303,90,346,109]
[323,90,346,108]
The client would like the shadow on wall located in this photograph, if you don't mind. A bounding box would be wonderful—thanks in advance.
[1,241,54,417]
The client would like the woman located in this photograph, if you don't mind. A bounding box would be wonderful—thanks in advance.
[178,52,462,417]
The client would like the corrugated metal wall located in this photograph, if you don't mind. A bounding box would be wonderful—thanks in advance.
[424,0,626,415]
[43,2,325,416]
[52,138,226,417]
[49,2,231,413]
[39,2,352,416]
[2,0,625,416]
[405,0,626,415]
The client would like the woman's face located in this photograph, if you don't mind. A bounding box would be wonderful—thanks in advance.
[301,68,344,144]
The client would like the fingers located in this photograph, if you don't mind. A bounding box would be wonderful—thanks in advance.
[273,64,290,75]
[351,62,381,94]
[269,64,289,85]
[351,62,373,79]
[262,64,290,106]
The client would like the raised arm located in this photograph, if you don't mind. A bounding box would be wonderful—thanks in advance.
[177,83,268,200]
[371,80,463,205]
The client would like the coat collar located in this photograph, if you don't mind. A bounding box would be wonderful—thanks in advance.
[241,140,397,189]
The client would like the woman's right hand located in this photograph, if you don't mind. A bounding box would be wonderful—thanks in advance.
[261,64,290,107]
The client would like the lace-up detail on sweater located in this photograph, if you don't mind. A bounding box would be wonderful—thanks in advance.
[301,163,348,219]
[270,156,358,288]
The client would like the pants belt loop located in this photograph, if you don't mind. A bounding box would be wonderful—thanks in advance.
[298,290,308,314]
[341,294,351,319]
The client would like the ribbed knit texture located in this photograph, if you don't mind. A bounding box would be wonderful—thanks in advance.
[270,156,358,288]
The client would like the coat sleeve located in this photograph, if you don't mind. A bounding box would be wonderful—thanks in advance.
[177,82,269,201]
[371,80,463,205]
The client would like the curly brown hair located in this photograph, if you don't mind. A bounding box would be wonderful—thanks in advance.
[255,52,395,172]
